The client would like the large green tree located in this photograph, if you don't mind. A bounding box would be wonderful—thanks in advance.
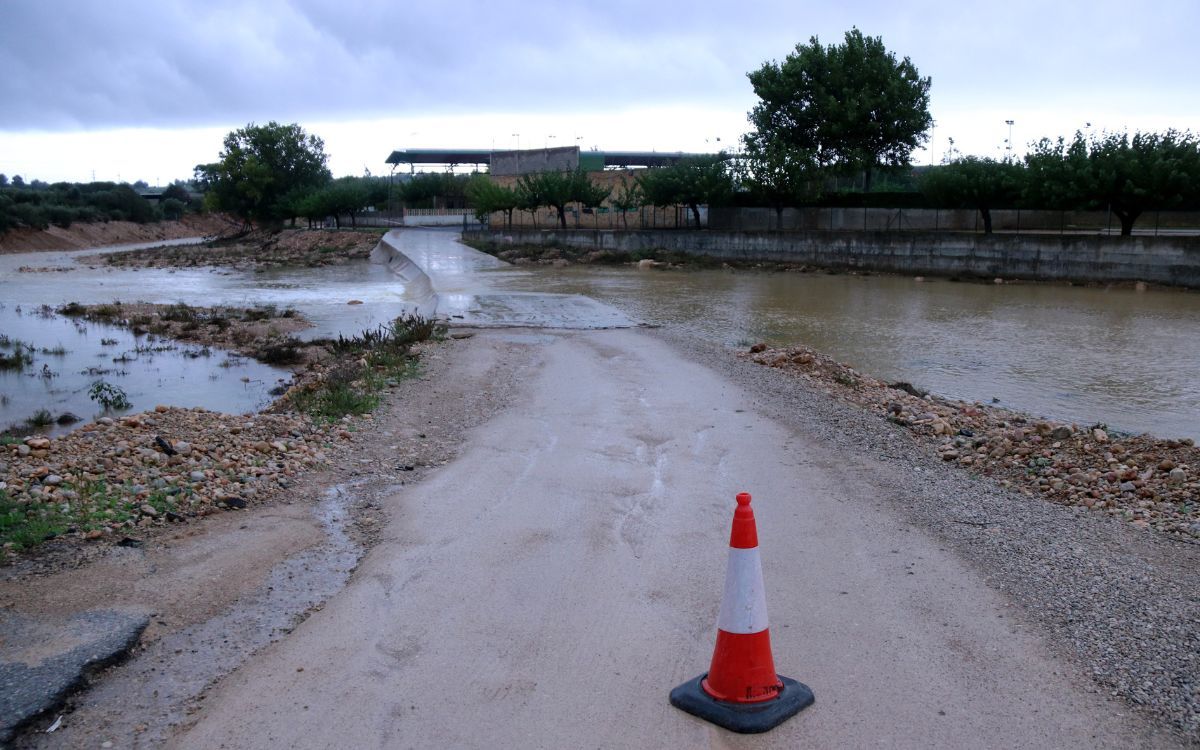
[920,157,1025,234]
[747,28,932,192]
[1025,130,1200,235]
[194,121,331,227]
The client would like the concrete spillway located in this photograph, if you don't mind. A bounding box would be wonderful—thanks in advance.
[370,228,635,329]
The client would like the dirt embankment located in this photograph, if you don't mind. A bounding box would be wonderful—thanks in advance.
[94,228,384,270]
[0,214,239,254]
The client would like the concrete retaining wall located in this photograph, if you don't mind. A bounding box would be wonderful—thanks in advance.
[474,229,1200,288]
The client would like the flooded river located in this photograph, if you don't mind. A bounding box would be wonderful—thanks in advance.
[3,229,1198,441]
[486,260,1200,441]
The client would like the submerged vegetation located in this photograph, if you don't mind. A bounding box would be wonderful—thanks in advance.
[1,307,445,552]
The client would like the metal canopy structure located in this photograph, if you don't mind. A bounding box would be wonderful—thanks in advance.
[385,147,716,173]
[385,148,492,168]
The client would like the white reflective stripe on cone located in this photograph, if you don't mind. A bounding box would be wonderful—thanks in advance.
[716,547,770,634]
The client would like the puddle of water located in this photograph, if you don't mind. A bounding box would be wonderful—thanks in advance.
[0,304,284,436]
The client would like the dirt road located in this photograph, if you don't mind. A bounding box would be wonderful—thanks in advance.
[172,328,1175,749]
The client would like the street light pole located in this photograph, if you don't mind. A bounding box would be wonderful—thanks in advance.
[1005,119,1015,159]
[512,133,520,173]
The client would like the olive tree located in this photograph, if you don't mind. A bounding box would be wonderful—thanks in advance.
[465,175,518,227]
[638,155,732,228]
[920,157,1025,234]
[1025,130,1200,235]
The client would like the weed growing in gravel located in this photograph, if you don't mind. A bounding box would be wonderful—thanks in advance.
[256,338,305,365]
[242,304,278,322]
[0,489,70,549]
[0,479,182,549]
[161,302,199,322]
[292,315,437,422]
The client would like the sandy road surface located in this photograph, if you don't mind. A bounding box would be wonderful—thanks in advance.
[172,329,1174,749]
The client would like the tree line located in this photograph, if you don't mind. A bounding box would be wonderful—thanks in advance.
[192,27,1200,238]
[469,28,1200,236]
[736,28,1200,236]
[0,177,199,233]
[194,122,485,229]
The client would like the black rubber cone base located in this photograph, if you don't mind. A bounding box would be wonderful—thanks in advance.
[669,673,814,734]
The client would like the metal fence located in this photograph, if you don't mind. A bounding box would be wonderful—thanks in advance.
[709,207,1200,235]
[337,206,1200,236]
[479,205,706,231]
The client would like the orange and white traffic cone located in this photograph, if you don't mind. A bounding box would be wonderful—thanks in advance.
[670,492,814,733]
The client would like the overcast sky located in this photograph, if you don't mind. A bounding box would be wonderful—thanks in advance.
[1,0,1197,183]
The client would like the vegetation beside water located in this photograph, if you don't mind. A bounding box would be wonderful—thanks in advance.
[291,315,443,421]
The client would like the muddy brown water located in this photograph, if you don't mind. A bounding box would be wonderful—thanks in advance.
[482,262,1200,441]
[3,229,1198,442]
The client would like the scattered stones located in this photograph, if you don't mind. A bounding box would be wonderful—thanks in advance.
[1,405,341,557]
[744,343,1200,539]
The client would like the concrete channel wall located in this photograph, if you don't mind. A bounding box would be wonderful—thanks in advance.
[477,229,1200,288]
[369,231,438,317]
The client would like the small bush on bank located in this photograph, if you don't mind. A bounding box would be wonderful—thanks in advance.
[292,315,442,422]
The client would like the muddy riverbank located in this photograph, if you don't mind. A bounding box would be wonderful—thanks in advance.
[0,215,237,254]
[92,227,384,270]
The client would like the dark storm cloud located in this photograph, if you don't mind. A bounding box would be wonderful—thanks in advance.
[1,0,1197,132]
[0,0,760,130]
